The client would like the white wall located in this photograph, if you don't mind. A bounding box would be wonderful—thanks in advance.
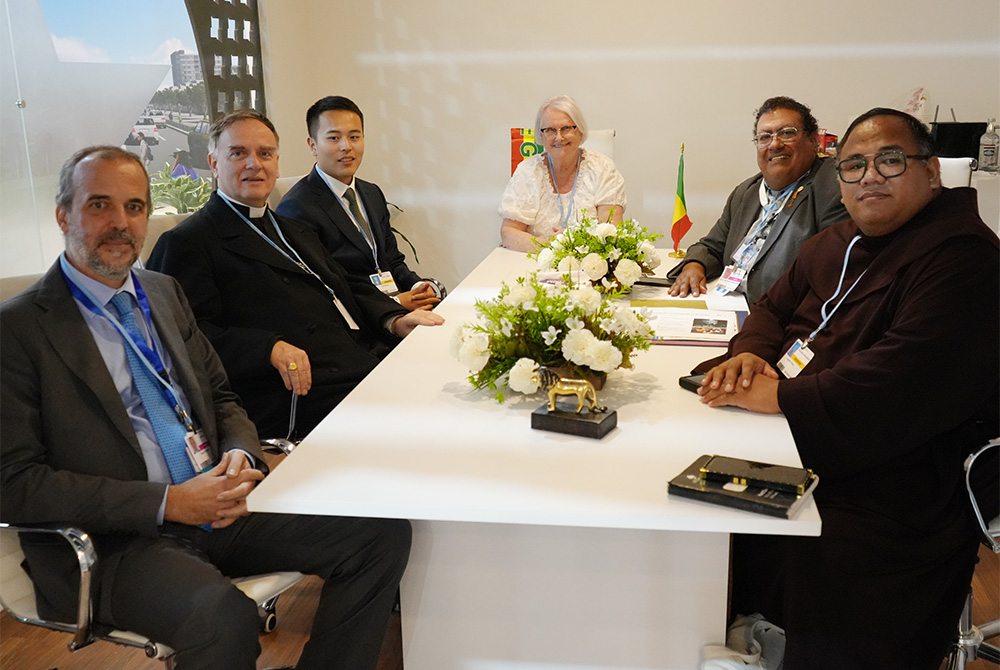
[258,0,999,290]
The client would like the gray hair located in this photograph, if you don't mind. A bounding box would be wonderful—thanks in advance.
[56,145,150,211]
[534,95,589,145]
[207,109,280,156]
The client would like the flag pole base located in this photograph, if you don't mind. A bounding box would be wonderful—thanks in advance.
[668,250,687,258]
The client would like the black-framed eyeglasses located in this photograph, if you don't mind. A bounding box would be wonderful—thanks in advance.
[836,151,931,183]
[752,127,802,148]
[540,125,578,139]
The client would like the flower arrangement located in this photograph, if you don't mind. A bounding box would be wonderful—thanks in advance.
[530,213,663,295]
[452,272,654,401]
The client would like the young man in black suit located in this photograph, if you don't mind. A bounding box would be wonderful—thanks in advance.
[276,96,444,311]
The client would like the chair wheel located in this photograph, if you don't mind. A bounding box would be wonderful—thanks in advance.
[260,611,277,634]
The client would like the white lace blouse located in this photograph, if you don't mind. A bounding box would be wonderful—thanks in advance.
[498,150,627,239]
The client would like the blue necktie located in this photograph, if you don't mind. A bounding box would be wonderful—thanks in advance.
[110,293,196,484]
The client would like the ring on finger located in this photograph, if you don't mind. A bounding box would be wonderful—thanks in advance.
[288,362,298,371]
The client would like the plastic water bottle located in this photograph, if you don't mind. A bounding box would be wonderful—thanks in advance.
[979,118,999,172]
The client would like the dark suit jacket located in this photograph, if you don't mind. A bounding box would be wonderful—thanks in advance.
[276,168,423,290]
[146,192,408,437]
[667,156,848,304]
[0,263,262,617]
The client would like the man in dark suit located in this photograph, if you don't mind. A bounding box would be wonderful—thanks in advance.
[0,146,410,670]
[276,95,444,311]
[147,110,443,438]
[667,96,848,304]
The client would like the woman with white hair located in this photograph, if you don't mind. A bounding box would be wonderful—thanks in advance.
[499,95,627,251]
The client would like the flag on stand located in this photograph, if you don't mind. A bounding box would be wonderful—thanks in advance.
[670,144,693,256]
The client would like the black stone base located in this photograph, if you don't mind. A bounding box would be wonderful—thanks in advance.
[531,404,618,439]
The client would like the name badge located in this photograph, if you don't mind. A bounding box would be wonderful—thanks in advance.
[714,265,746,296]
[184,429,213,473]
[777,338,815,379]
[369,271,399,296]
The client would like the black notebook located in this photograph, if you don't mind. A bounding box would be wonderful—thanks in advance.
[668,454,819,519]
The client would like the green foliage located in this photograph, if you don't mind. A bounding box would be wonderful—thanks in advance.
[453,273,654,401]
[150,163,212,214]
[529,212,663,294]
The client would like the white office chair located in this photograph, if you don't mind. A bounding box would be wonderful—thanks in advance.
[945,438,1000,669]
[939,157,977,188]
[583,128,616,161]
[0,523,304,667]
[268,175,304,209]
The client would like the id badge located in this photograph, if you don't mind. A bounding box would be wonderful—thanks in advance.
[777,338,815,379]
[714,265,746,295]
[369,271,399,296]
[184,429,213,473]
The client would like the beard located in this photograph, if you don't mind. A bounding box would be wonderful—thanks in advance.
[66,228,142,282]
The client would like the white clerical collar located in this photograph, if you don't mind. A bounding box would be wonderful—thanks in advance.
[315,165,355,199]
[218,189,268,218]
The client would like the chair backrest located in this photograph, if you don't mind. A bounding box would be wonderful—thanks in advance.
[583,129,616,160]
[141,212,193,265]
[269,175,304,210]
[0,273,44,302]
[939,157,975,188]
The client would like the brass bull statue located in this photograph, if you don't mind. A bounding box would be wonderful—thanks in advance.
[535,367,607,414]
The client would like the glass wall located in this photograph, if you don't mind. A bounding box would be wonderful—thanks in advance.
[0,0,198,276]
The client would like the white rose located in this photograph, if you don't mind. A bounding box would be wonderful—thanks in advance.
[508,358,541,394]
[449,326,468,358]
[613,258,642,287]
[568,285,602,316]
[610,304,643,336]
[561,328,596,366]
[457,331,491,372]
[503,284,535,309]
[557,256,581,273]
[646,249,662,271]
[581,253,609,281]
[594,222,617,243]
[586,339,623,372]
[536,248,556,270]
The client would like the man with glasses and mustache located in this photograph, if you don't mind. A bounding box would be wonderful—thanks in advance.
[692,109,999,669]
[667,96,847,304]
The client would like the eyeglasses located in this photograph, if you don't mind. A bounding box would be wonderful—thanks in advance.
[836,151,931,183]
[540,125,578,139]
[752,127,802,148]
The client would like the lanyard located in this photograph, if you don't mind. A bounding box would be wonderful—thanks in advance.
[731,179,802,270]
[337,187,381,271]
[219,193,360,329]
[805,234,867,344]
[548,150,581,229]
[60,261,194,431]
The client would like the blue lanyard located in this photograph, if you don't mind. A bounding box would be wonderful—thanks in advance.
[806,234,867,344]
[60,262,194,430]
[547,150,581,229]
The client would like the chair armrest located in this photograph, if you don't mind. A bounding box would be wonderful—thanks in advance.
[0,523,98,651]
[964,438,1000,554]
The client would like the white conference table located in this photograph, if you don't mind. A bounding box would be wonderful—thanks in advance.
[248,248,821,670]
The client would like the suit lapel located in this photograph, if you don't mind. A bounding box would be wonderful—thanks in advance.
[206,194,309,275]
[756,159,820,261]
[34,264,143,456]
[139,273,222,456]
[307,168,374,258]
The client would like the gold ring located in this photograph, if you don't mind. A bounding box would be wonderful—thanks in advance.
[288,362,298,371]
